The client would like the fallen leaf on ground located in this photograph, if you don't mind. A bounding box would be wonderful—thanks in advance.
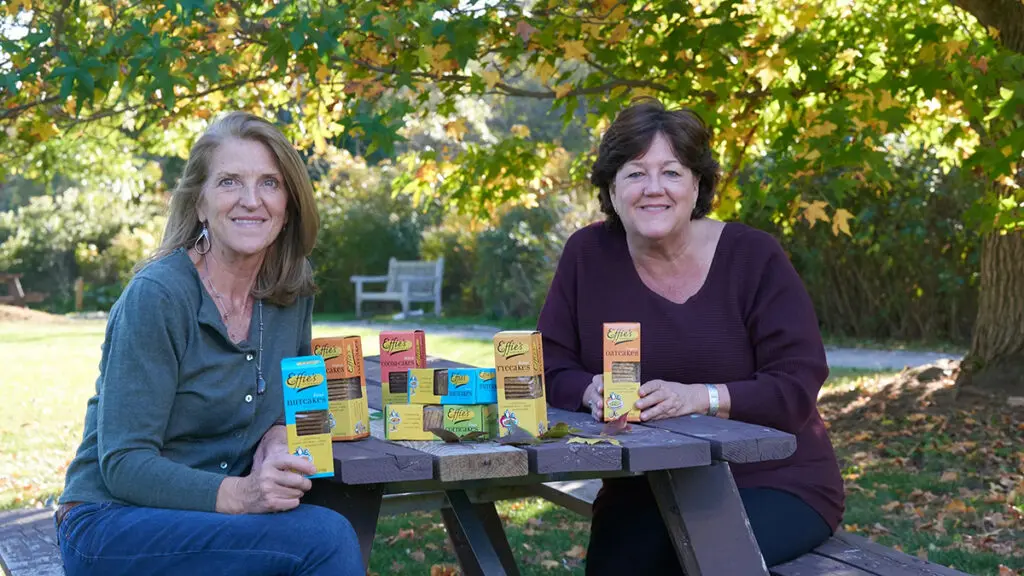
[564,544,587,559]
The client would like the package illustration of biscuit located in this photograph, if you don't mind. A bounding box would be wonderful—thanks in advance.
[602,322,641,422]
[493,331,549,438]
[311,336,369,441]
[281,356,334,478]
[384,404,441,441]
[378,330,426,406]
[444,404,498,439]
[407,368,445,404]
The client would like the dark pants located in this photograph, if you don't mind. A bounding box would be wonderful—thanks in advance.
[58,502,364,576]
[585,478,831,575]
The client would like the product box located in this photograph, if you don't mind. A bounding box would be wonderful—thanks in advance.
[474,368,498,404]
[379,330,427,406]
[493,330,549,438]
[312,336,369,441]
[407,368,445,404]
[443,404,498,439]
[602,322,642,422]
[281,356,335,478]
[384,403,442,441]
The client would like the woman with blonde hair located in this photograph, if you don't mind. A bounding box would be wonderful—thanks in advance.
[56,112,363,575]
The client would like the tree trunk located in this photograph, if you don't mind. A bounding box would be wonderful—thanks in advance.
[956,230,1024,394]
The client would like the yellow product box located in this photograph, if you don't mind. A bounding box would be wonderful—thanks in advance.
[281,356,334,478]
[379,330,426,406]
[312,336,369,441]
[602,322,641,422]
[384,403,442,441]
[493,331,549,438]
[407,368,446,404]
[444,404,498,439]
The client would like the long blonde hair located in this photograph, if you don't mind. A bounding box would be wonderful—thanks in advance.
[139,112,319,306]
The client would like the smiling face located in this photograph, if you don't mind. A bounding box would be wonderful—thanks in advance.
[197,138,289,264]
[610,132,699,242]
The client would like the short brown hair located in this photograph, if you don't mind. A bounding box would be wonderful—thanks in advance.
[591,98,720,227]
[140,112,319,306]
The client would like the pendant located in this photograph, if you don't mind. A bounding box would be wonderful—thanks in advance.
[257,375,266,395]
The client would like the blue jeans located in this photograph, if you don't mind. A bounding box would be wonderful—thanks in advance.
[57,502,364,576]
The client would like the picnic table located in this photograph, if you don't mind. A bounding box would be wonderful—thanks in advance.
[303,354,798,576]
[0,273,46,307]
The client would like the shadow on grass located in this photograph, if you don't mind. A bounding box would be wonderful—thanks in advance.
[819,363,1023,575]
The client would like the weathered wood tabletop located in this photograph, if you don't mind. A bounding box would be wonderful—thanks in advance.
[305,354,798,576]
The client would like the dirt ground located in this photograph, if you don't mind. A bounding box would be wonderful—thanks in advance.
[0,304,70,323]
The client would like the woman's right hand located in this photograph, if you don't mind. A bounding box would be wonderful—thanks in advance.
[583,374,604,421]
[217,451,317,514]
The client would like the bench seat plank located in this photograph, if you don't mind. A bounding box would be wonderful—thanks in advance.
[813,532,972,576]
[644,414,796,463]
[770,552,875,575]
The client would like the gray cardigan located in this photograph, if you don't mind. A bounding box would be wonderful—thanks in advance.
[60,249,313,511]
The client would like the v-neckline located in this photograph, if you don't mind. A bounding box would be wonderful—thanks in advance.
[626,222,731,306]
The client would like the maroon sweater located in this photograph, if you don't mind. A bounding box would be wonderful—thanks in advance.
[537,221,845,531]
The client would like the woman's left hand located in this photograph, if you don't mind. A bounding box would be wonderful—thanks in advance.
[634,379,709,421]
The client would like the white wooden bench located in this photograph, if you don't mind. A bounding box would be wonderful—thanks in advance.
[349,257,444,318]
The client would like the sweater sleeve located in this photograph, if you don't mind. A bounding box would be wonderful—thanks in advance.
[724,239,829,434]
[538,233,596,411]
[97,278,225,511]
[298,295,313,356]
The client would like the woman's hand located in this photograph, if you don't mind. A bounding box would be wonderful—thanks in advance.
[583,374,605,421]
[251,424,288,473]
[634,379,711,422]
[217,425,317,514]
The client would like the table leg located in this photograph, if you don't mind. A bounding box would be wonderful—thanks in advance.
[302,480,383,569]
[647,462,768,576]
[441,489,518,575]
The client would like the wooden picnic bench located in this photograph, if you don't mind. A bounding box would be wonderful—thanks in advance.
[0,273,46,308]
[0,354,973,576]
[350,257,444,318]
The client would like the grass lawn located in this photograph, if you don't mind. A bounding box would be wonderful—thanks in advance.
[1,318,1019,575]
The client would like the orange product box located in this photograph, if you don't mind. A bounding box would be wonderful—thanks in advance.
[378,330,426,406]
[312,336,369,440]
[602,323,641,422]
[493,330,549,438]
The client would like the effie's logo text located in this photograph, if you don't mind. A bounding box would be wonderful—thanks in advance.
[606,328,637,345]
[381,338,412,354]
[496,339,528,360]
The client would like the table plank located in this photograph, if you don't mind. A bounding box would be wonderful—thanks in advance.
[369,410,528,482]
[545,408,710,473]
[644,414,796,463]
[330,436,434,485]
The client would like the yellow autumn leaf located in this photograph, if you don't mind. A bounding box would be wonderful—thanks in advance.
[567,437,620,446]
[315,64,330,83]
[942,40,968,58]
[805,121,838,138]
[877,90,896,111]
[794,5,819,29]
[480,69,501,89]
[30,120,58,141]
[832,208,853,236]
[422,42,457,74]
[919,43,937,63]
[608,21,630,44]
[444,118,468,141]
[801,149,821,162]
[800,200,830,228]
[534,60,557,84]
[987,26,1000,39]
[562,40,589,61]
[836,48,861,67]
[510,124,531,138]
[554,83,573,98]
[64,97,77,117]
[5,0,31,16]
[596,0,618,13]
[581,22,603,39]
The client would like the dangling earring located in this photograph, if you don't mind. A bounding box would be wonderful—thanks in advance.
[193,221,211,255]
